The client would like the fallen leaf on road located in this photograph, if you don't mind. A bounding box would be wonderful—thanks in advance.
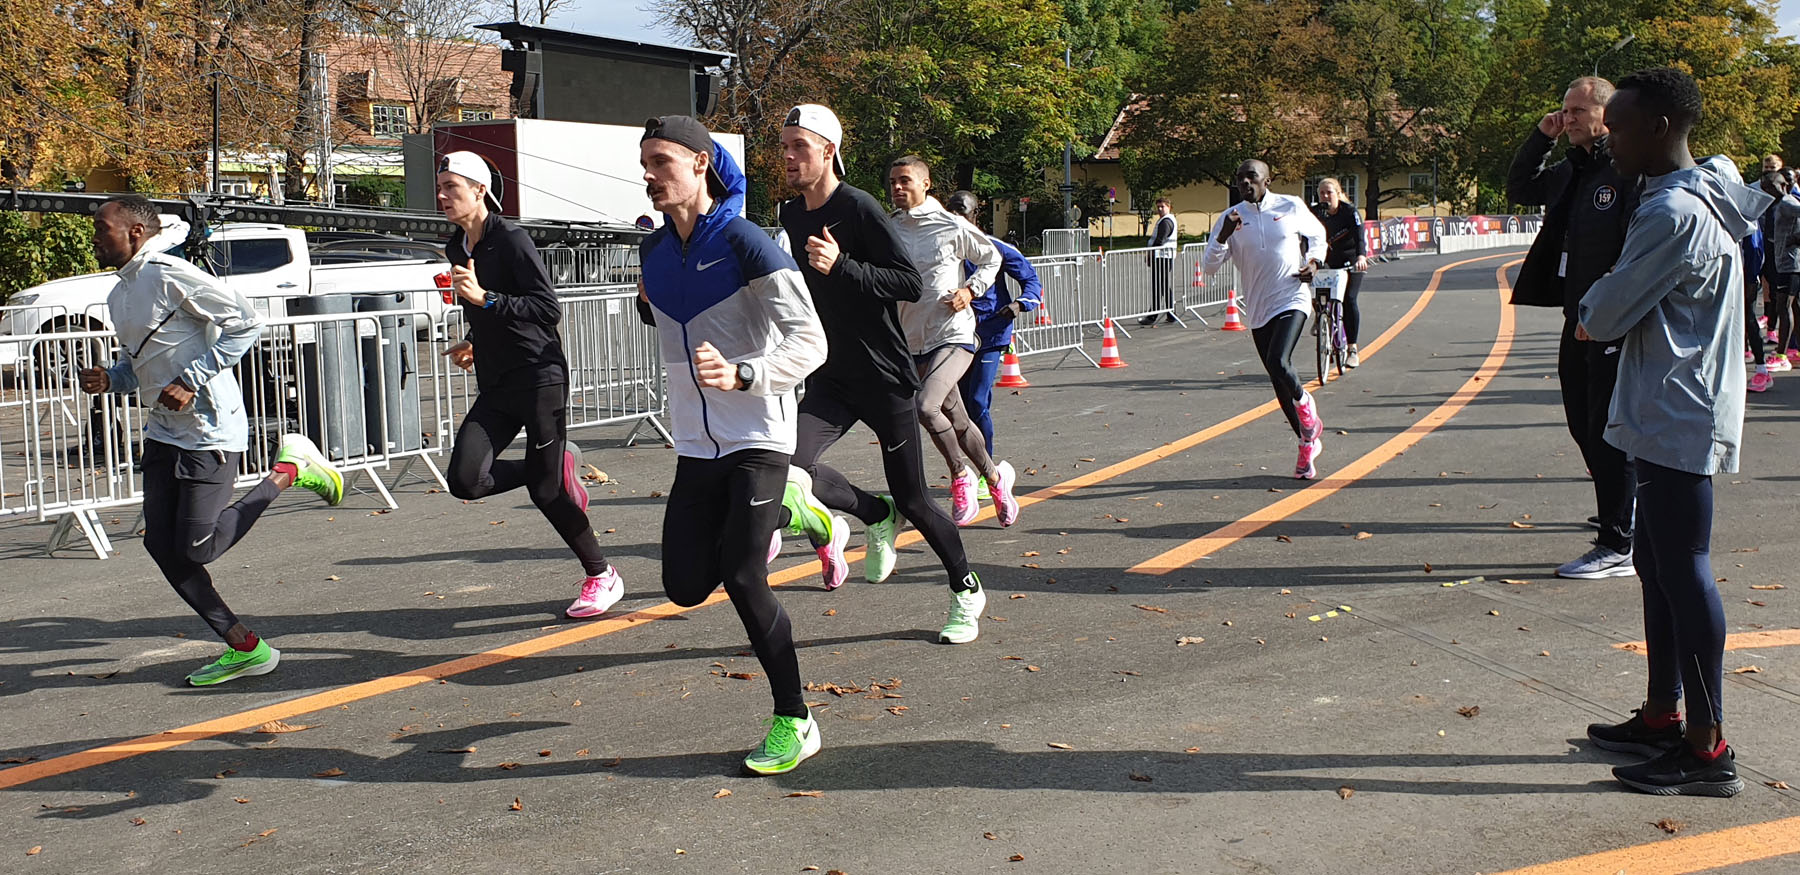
[1058,548,1072,554]
[1337,786,1354,799]
[785,790,824,798]
[1654,818,1684,834]
[1539,651,1551,657]
[1024,666,1040,672]
[984,832,998,840]
[1275,534,1293,543]
[1010,593,1026,599]
[497,762,520,770]
[1423,563,1434,573]
[1116,670,1141,676]
[129,817,147,826]
[713,789,732,799]
[1501,579,1532,585]
[233,797,251,804]
[1133,604,1169,613]
[804,681,866,696]
[214,769,237,779]
[725,672,759,680]
[1185,747,1201,754]
[1129,772,1153,782]
[1009,854,1026,862]
[255,720,313,734]
[601,757,621,767]
[1279,589,1291,595]
[1457,706,1480,719]
[1176,636,1205,646]
[1047,742,1074,750]
[886,706,909,715]
[1,756,38,764]
[1766,781,1790,790]
[311,768,345,778]
[325,574,341,581]
[1510,521,1535,529]
[509,798,523,811]
[1488,610,1501,616]
[433,747,477,754]
[1747,600,1768,607]
[1733,666,1763,674]
[1021,551,1039,557]
[1022,563,1040,569]
[1355,532,1373,540]
[1750,584,1785,590]
[1001,655,1024,661]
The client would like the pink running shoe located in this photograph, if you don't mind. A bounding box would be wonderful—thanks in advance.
[1750,370,1774,393]
[1767,353,1792,372]
[562,441,589,513]
[1746,350,1757,364]
[992,460,1021,527]
[1295,392,1323,442]
[566,567,624,618]
[1786,348,1798,364]
[951,469,980,526]
[817,514,850,590]
[767,529,783,564]
[1295,438,1322,480]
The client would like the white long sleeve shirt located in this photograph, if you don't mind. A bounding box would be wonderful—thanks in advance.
[1202,193,1328,329]
[890,197,1002,354]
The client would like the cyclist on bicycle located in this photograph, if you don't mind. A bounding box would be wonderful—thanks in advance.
[1203,159,1331,479]
[1311,178,1368,368]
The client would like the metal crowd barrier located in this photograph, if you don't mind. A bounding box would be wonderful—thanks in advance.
[0,282,667,560]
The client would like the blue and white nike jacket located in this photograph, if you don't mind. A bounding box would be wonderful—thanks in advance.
[639,143,827,459]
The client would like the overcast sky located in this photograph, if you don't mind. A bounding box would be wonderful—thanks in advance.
[568,1,1800,52]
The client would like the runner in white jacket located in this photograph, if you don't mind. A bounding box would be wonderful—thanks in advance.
[1202,159,1331,478]
[886,154,1020,527]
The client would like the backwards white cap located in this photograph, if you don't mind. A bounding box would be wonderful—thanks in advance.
[437,150,503,211]
[784,104,847,177]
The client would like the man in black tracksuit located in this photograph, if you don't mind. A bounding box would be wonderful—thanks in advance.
[1507,76,1643,580]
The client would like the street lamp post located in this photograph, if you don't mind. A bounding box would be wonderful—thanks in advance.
[1594,34,1636,77]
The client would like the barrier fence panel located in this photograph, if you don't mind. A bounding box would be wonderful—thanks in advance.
[1101,244,1190,333]
[1013,253,1100,367]
[557,285,672,446]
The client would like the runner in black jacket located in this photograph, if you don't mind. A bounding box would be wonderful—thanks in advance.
[1506,77,1643,581]
[772,103,988,645]
[435,151,621,620]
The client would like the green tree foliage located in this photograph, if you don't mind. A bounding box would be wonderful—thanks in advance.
[0,212,99,301]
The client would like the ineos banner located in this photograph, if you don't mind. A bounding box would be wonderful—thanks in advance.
[1361,214,1543,257]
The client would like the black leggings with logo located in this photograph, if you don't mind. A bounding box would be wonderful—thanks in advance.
[141,440,283,641]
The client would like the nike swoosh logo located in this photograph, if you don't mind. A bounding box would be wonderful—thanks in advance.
[696,258,725,271]
[1604,346,1620,355]
[191,533,214,548]
[749,497,775,506]
[534,439,558,450]
[884,440,908,452]
[824,222,840,236]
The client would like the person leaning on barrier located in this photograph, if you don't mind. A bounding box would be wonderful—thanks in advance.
[433,150,623,621]
[1140,197,1178,326]
[77,195,344,687]
[1506,75,1644,581]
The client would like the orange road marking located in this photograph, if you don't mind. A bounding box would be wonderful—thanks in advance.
[1489,814,1800,875]
[1128,260,1520,574]
[1614,628,1800,653]
[0,253,1520,792]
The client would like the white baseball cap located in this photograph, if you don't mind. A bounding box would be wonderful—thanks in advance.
[437,150,503,211]
[784,104,847,178]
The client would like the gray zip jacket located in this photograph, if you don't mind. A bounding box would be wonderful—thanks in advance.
[103,245,263,452]
[1765,191,1800,274]
[1578,155,1771,476]
[889,197,1001,354]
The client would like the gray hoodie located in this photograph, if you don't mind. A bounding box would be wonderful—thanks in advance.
[1578,155,1773,476]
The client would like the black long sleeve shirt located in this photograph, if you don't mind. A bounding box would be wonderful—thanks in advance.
[779,183,924,395]
[1311,202,1366,268]
[447,211,568,392]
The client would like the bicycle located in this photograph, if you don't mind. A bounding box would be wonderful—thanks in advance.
[1311,268,1349,384]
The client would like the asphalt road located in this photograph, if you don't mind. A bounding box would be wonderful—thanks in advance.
[1,249,1796,874]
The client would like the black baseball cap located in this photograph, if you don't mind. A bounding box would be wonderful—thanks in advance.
[642,115,728,198]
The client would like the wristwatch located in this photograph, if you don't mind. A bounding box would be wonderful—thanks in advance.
[735,362,755,391]
[483,291,499,309]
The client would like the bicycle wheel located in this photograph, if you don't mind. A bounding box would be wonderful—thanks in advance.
[1314,301,1330,385]
[1331,301,1347,377]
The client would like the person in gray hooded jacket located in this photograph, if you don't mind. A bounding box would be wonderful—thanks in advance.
[1576,67,1770,799]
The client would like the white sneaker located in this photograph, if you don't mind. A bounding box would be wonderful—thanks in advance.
[566,567,625,618]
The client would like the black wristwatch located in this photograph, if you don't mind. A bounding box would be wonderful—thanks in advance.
[735,362,755,391]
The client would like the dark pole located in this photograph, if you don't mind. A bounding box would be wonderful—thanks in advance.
[211,72,221,195]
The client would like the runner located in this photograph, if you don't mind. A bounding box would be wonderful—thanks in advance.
[945,190,1043,474]
[77,195,343,686]
[434,151,622,620]
[1311,178,1369,368]
[1757,171,1800,367]
[773,103,990,644]
[1202,159,1330,479]
[1577,67,1763,797]
[636,115,828,774]
[886,157,1020,528]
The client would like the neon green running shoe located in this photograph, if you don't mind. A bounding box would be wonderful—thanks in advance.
[744,710,821,775]
[975,477,991,502]
[186,639,280,687]
[864,495,900,584]
[939,573,986,644]
[781,465,833,544]
[277,433,343,506]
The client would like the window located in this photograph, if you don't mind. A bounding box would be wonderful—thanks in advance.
[206,239,295,277]
[460,109,493,122]
[371,103,410,137]
[219,177,252,196]
[1304,175,1360,207]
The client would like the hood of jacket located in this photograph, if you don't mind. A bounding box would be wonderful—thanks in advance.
[658,139,748,248]
[1681,154,1768,241]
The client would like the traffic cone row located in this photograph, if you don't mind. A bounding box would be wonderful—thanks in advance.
[1221,289,1247,331]
[996,345,1030,387]
[1098,317,1129,368]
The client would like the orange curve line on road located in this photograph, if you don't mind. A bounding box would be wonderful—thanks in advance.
[1489,813,1800,875]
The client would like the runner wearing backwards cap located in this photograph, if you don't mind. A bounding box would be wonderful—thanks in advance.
[773,103,990,645]
[436,151,623,620]
[635,116,829,774]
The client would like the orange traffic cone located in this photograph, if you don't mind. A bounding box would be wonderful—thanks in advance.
[1035,302,1054,326]
[1221,289,1247,331]
[1192,262,1203,289]
[1098,317,1129,368]
[996,345,1030,387]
